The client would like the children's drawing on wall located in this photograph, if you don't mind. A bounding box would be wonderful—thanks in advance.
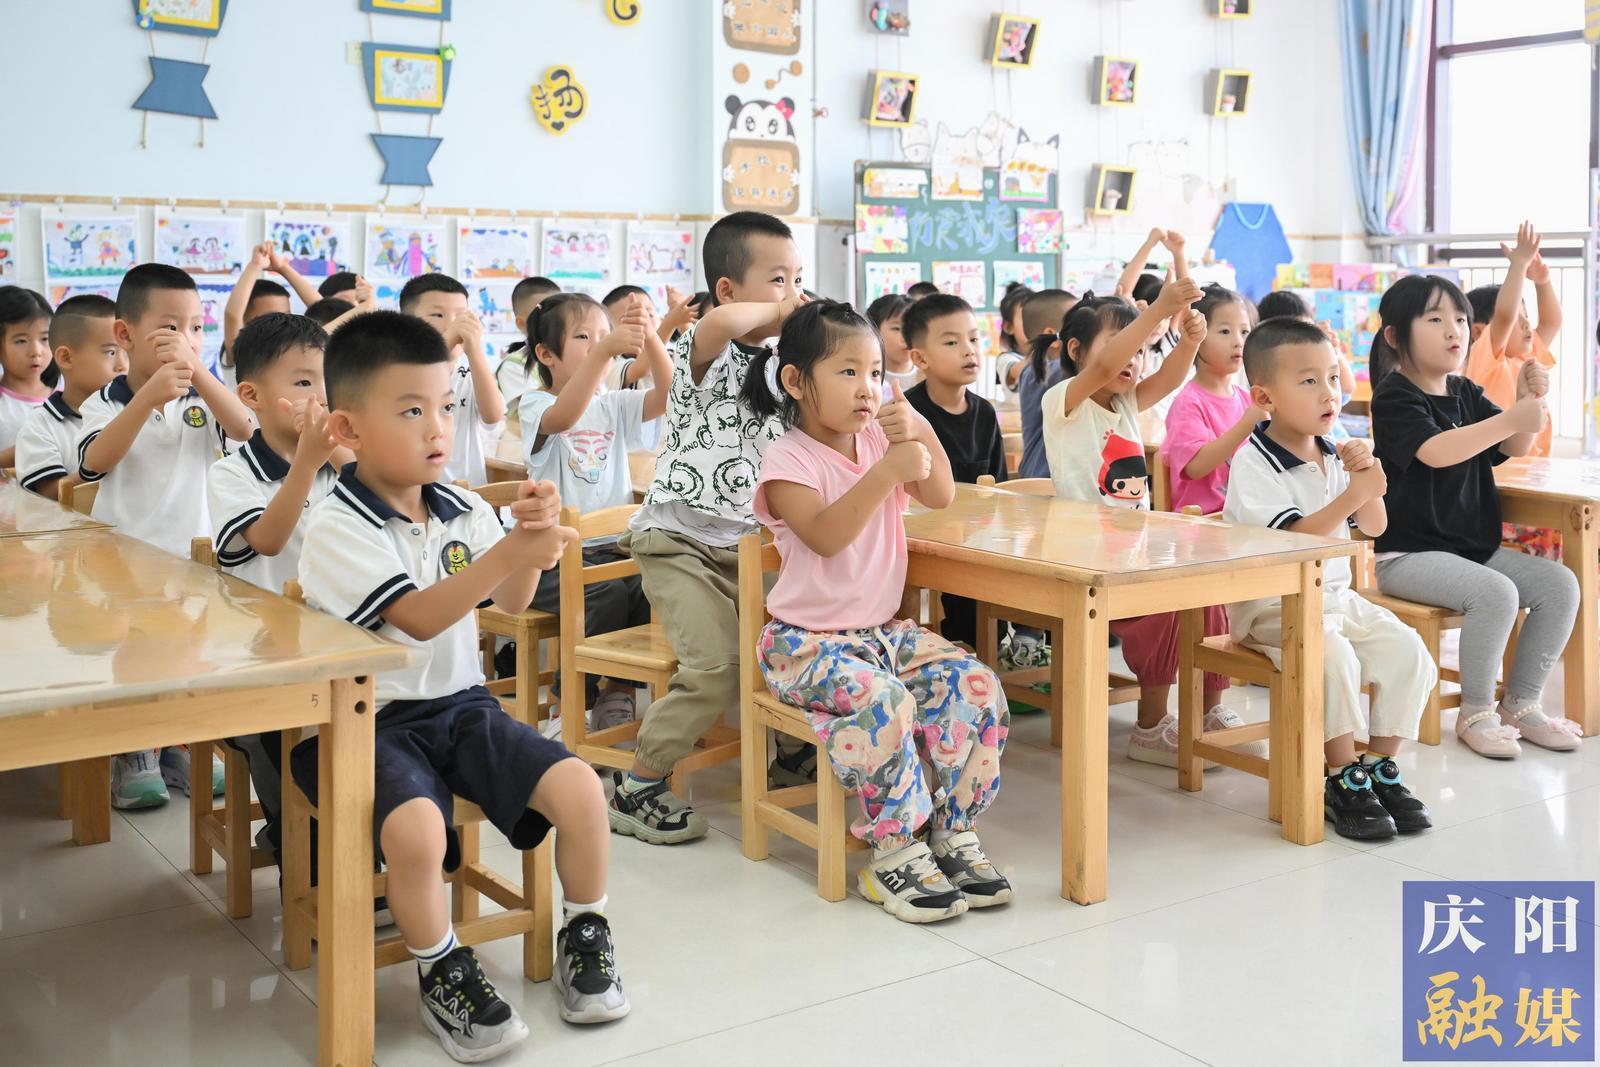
[374,51,444,109]
[155,214,245,278]
[722,0,801,54]
[468,282,521,346]
[987,14,1039,68]
[624,224,694,310]
[1095,57,1138,106]
[1122,137,1221,241]
[721,94,800,214]
[992,260,1045,306]
[43,215,137,281]
[0,214,15,283]
[862,260,922,304]
[866,70,917,127]
[265,217,353,278]
[48,283,120,310]
[862,166,926,199]
[901,112,1017,168]
[542,226,616,299]
[932,260,987,307]
[998,128,1058,203]
[366,222,445,280]
[458,224,535,280]
[137,0,227,33]
[855,204,909,254]
[1015,209,1063,254]
[195,281,231,371]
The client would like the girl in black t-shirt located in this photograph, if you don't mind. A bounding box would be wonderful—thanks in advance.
[1368,275,1581,759]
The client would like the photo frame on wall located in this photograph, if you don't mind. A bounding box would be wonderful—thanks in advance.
[131,0,228,36]
[1090,164,1137,215]
[867,0,910,34]
[1206,68,1252,116]
[359,0,452,18]
[1094,56,1137,106]
[865,70,918,127]
[1211,0,1251,18]
[987,13,1039,68]
[361,43,452,113]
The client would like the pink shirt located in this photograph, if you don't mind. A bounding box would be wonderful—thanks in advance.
[1160,380,1252,515]
[754,422,909,632]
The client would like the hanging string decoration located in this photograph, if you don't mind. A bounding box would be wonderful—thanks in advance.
[360,4,453,190]
[131,0,227,144]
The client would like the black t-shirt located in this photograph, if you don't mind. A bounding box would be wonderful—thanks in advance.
[1371,371,1508,563]
[905,382,1007,485]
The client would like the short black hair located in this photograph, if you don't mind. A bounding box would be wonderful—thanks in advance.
[233,312,329,384]
[603,284,649,308]
[317,271,359,298]
[906,281,940,300]
[998,280,1033,352]
[865,293,912,329]
[1130,274,1163,306]
[511,276,560,316]
[901,292,974,347]
[48,294,115,353]
[1466,285,1499,326]
[249,279,289,306]
[304,297,354,327]
[738,300,880,429]
[323,310,449,411]
[526,293,605,387]
[1022,288,1078,381]
[398,272,467,313]
[703,211,793,298]
[1256,290,1312,322]
[0,286,52,331]
[116,263,197,321]
[1243,317,1330,385]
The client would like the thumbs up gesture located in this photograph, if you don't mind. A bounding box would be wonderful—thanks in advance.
[876,378,929,445]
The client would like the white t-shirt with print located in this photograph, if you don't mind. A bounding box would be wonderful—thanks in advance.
[1041,384,1151,509]
[0,386,47,453]
[444,352,504,487]
[519,387,659,541]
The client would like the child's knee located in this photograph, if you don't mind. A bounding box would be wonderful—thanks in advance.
[1538,559,1581,615]
[530,756,608,822]
[1467,569,1519,621]
[379,798,447,868]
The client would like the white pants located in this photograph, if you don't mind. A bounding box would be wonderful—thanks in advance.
[1240,591,1434,743]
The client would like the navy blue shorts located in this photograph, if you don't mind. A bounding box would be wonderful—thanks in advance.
[290,685,572,871]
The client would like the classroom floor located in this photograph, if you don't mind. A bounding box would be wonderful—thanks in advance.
[3,650,1598,1067]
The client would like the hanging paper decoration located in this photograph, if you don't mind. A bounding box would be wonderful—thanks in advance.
[42,215,139,283]
[132,0,227,36]
[371,134,443,186]
[362,43,452,113]
[530,66,588,135]
[721,94,800,214]
[133,57,217,118]
[155,213,246,277]
[359,0,452,19]
[606,0,640,25]
[722,0,800,55]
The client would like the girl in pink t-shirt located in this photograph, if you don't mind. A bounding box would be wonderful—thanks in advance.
[1160,284,1264,515]
[742,300,1011,925]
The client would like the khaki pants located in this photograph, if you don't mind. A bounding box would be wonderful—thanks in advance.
[621,528,743,776]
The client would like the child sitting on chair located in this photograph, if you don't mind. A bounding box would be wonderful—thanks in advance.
[744,300,1011,924]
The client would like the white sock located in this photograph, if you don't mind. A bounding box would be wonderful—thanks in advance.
[409,927,458,969]
[872,840,914,863]
[563,895,606,925]
[1461,703,1500,732]
[1501,693,1548,724]
[929,827,955,848]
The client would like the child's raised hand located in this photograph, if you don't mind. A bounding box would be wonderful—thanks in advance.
[1145,226,1166,247]
[662,291,699,334]
[1525,253,1551,286]
[1154,277,1202,317]
[881,440,931,484]
[1517,358,1550,400]
[352,275,377,309]
[876,379,928,444]
[140,345,193,406]
[1347,453,1387,501]
[250,242,273,271]
[1160,229,1187,256]
[445,310,484,353]
[266,244,291,275]
[603,307,649,357]
[148,327,199,373]
[777,290,811,322]
[1175,306,1207,346]
[1508,393,1547,434]
[508,522,579,572]
[509,479,562,531]
[286,396,338,466]
[1336,438,1375,473]
[1500,220,1541,268]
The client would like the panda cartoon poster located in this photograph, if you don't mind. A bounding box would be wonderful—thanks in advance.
[721,94,800,215]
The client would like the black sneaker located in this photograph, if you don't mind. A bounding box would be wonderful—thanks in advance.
[555,912,630,1023]
[1365,757,1432,832]
[1324,763,1397,841]
[417,946,529,1063]
[607,771,708,844]
[769,740,818,788]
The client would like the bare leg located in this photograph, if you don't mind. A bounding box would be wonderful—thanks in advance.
[380,798,449,949]
[530,758,610,904]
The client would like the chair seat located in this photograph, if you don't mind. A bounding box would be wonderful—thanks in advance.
[574,623,678,674]
[1359,591,1464,624]
[478,604,559,638]
[753,691,812,738]
[1194,635,1278,687]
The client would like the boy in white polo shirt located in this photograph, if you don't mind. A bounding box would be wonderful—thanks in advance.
[15,294,123,500]
[78,264,255,808]
[1223,317,1435,842]
[296,311,625,1062]
[207,311,344,862]
[399,273,505,486]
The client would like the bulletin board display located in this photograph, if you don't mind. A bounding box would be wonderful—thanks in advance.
[853,160,1059,321]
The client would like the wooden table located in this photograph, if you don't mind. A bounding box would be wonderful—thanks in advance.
[0,528,412,1066]
[904,485,1356,904]
[0,476,109,539]
[1496,456,1600,736]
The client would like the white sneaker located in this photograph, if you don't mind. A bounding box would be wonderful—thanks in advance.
[1127,714,1181,768]
[112,750,170,810]
[1204,705,1269,759]
[858,841,968,923]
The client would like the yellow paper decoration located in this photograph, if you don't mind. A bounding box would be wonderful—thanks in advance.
[607,0,640,25]
[530,66,587,135]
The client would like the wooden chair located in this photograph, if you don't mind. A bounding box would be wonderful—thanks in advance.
[187,537,278,917]
[277,581,553,983]
[975,474,1053,495]
[1148,448,1171,512]
[54,480,100,822]
[557,505,741,778]
[68,481,98,515]
[1002,432,1022,475]
[627,450,657,504]
[737,533,868,900]
[465,482,560,730]
[483,456,527,483]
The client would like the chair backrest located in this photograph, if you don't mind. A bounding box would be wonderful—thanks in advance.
[995,477,1053,497]
[483,457,526,484]
[1148,449,1171,512]
[976,474,997,487]
[737,532,782,699]
[627,450,657,498]
[57,477,73,507]
[283,579,305,604]
[467,480,520,509]
[190,537,217,569]
[70,481,99,516]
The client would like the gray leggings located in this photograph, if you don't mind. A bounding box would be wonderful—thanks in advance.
[1375,548,1579,707]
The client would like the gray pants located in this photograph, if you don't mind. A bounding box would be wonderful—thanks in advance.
[1375,548,1579,707]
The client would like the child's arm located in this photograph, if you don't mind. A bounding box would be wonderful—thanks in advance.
[81,349,193,475]
[242,400,337,557]
[186,359,254,443]
[1135,301,1206,411]
[1116,228,1165,297]
[1498,360,1549,457]
[266,245,321,308]
[223,243,270,356]
[879,379,954,508]
[1526,253,1563,347]
[638,306,675,423]
[319,277,377,334]
[658,287,699,342]
[446,311,506,427]
[690,293,807,372]
[1413,395,1544,467]
[763,445,930,558]
[1160,229,1191,283]
[533,310,645,443]
[1182,397,1266,480]
[1488,221,1540,356]
[1061,280,1200,417]
[1284,440,1387,537]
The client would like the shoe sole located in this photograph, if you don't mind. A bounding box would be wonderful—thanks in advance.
[1458,737,1520,759]
[553,973,632,1024]
[418,999,529,1063]
[857,875,968,923]
[1324,809,1396,841]
[607,805,707,845]
[956,885,1014,908]
[111,792,169,810]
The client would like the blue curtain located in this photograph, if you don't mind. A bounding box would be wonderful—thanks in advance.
[1338,0,1432,237]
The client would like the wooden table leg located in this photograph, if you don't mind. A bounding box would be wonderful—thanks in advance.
[317,675,375,1067]
[1060,582,1109,904]
[1561,503,1597,737]
[70,757,110,845]
[1279,561,1325,845]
